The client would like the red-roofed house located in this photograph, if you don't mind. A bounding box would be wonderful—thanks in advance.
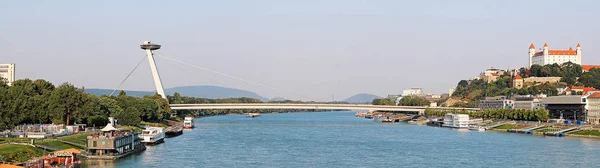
[582,65,600,72]
[479,67,505,83]
[528,43,581,67]
[566,86,596,95]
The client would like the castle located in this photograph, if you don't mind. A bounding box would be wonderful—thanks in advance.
[528,43,581,67]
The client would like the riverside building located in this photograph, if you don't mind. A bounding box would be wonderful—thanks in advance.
[529,43,581,67]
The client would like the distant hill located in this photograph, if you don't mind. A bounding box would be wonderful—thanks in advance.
[344,93,382,104]
[165,86,268,101]
[85,85,269,101]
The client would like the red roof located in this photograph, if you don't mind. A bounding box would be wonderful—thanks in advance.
[588,92,600,98]
[543,43,548,47]
[548,50,577,55]
[514,75,522,79]
[529,43,535,49]
[571,86,585,90]
[567,86,596,94]
[583,88,596,94]
[577,43,581,48]
[491,73,499,76]
[582,65,600,71]
[533,50,578,56]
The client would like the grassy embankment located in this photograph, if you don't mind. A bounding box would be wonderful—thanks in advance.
[34,133,93,150]
[493,124,520,130]
[0,144,44,163]
[140,121,169,128]
[570,130,600,136]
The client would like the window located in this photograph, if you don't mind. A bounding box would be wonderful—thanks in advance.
[93,141,97,147]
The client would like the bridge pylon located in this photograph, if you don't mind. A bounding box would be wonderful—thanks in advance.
[140,41,167,100]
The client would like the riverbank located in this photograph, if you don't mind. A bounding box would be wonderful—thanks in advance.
[363,111,600,139]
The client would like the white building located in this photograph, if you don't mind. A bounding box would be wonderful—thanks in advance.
[402,88,423,96]
[0,63,15,86]
[529,43,581,67]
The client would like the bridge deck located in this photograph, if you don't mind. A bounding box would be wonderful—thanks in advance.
[169,103,480,112]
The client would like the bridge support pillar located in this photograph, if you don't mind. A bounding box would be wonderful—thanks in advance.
[140,41,167,100]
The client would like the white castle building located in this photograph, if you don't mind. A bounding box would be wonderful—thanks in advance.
[528,43,581,67]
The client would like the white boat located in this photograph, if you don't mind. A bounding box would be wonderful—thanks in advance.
[247,113,261,118]
[139,127,165,145]
[469,125,487,131]
[183,117,194,129]
[443,113,469,129]
[372,114,384,122]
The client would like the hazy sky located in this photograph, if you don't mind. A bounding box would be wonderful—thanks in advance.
[2,0,599,101]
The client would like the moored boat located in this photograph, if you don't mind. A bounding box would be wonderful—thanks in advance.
[247,113,261,118]
[165,126,183,138]
[443,113,470,129]
[183,117,194,129]
[468,125,487,131]
[139,127,165,145]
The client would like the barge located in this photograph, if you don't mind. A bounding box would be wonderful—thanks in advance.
[165,126,183,138]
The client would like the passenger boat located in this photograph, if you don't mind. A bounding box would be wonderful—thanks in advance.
[443,113,470,129]
[183,117,194,129]
[139,127,165,145]
[247,113,261,118]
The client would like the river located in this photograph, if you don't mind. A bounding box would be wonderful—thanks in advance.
[85,111,600,167]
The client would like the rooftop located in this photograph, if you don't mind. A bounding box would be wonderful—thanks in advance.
[588,92,600,99]
[582,65,600,71]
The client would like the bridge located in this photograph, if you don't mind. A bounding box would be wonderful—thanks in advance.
[134,41,480,113]
[170,103,480,114]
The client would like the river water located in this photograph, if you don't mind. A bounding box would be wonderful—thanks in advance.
[85,111,600,168]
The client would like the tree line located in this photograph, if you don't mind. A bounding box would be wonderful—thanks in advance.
[371,96,431,106]
[425,108,550,121]
[0,79,171,130]
[168,93,342,118]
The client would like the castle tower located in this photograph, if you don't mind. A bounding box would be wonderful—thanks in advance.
[528,43,535,67]
[543,43,549,56]
[577,43,582,64]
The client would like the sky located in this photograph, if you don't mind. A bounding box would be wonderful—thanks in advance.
[1,0,599,101]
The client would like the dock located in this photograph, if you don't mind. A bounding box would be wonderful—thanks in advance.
[543,126,591,137]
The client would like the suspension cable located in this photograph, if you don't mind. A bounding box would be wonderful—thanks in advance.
[154,53,311,100]
[109,55,148,96]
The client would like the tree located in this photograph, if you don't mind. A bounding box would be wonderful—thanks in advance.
[398,96,430,106]
[372,98,394,105]
[118,90,127,96]
[112,107,141,126]
[49,83,85,125]
[579,68,600,89]
[530,65,542,77]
